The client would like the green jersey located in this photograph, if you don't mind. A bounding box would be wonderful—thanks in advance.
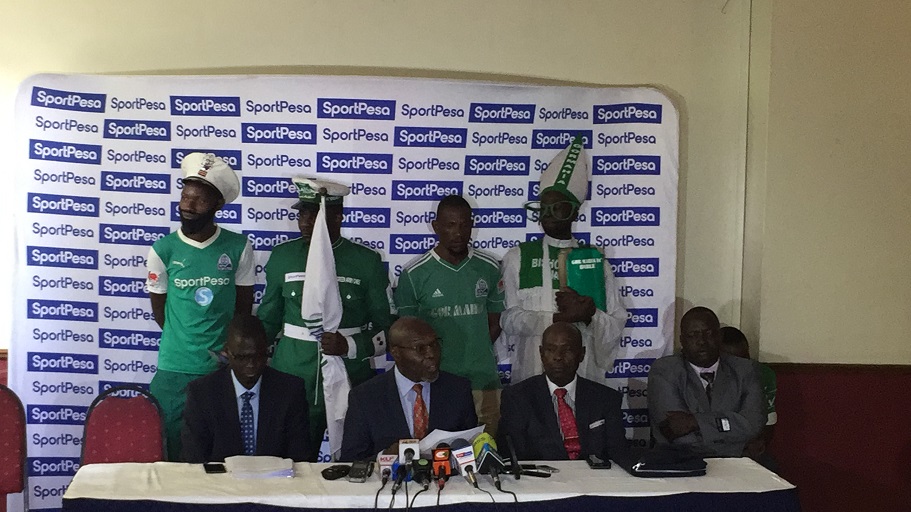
[395,249,505,390]
[147,227,254,374]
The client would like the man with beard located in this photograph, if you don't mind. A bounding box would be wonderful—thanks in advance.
[500,136,626,385]
[257,176,394,458]
[146,152,254,460]
[395,195,505,434]
[339,317,477,461]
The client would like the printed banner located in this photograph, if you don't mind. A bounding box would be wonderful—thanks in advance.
[11,74,677,511]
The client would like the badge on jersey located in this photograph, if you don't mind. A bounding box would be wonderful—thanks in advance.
[475,278,489,298]
[217,253,233,271]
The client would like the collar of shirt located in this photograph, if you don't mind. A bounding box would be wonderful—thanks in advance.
[543,234,577,249]
[546,374,578,409]
[177,225,221,249]
[393,366,431,437]
[688,359,720,389]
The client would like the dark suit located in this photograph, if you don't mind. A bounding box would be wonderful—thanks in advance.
[498,375,634,468]
[647,353,764,457]
[181,366,311,462]
[340,370,477,461]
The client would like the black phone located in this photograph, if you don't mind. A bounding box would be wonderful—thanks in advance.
[348,460,373,483]
[587,454,611,469]
[203,462,227,474]
[321,464,351,481]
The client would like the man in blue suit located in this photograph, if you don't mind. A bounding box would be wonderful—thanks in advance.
[340,317,478,461]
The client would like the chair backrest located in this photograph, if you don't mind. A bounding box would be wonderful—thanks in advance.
[81,385,166,465]
[0,383,26,495]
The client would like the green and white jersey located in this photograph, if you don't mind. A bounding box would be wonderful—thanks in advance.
[146,227,255,374]
[395,248,505,390]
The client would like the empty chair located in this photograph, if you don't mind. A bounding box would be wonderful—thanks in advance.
[81,385,166,465]
[0,383,27,510]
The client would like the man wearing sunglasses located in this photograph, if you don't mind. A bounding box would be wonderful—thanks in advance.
[500,137,627,385]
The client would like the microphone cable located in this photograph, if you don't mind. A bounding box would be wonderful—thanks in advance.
[374,468,391,510]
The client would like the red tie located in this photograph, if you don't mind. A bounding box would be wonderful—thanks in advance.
[554,388,581,460]
[412,384,428,439]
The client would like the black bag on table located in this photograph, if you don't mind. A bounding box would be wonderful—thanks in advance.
[630,445,707,478]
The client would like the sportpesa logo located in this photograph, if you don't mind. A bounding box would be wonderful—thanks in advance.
[622,408,650,428]
[464,155,530,176]
[103,119,171,141]
[390,234,437,254]
[241,123,317,144]
[99,329,161,351]
[171,149,242,170]
[342,208,391,228]
[527,181,592,201]
[28,193,98,217]
[170,95,241,116]
[170,202,241,224]
[317,98,396,120]
[244,230,299,251]
[605,358,655,379]
[394,127,467,148]
[98,276,146,298]
[472,208,526,228]
[592,155,660,176]
[28,352,98,373]
[317,152,393,174]
[593,103,662,124]
[530,130,593,150]
[101,171,170,194]
[625,308,659,328]
[468,103,535,123]
[30,139,101,164]
[391,180,462,201]
[28,457,81,477]
[607,258,660,277]
[31,87,105,113]
[27,246,98,269]
[591,207,660,227]
[99,224,169,246]
[27,300,98,322]
[242,177,296,198]
[27,405,88,425]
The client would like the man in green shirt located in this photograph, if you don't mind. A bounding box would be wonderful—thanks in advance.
[394,195,505,434]
[257,177,394,458]
[147,152,255,461]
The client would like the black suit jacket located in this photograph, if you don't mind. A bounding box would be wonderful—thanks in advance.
[498,375,634,469]
[181,366,311,462]
[340,369,478,461]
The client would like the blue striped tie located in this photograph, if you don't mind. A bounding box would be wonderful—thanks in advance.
[241,391,255,455]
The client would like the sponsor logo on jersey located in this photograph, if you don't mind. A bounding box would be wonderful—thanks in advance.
[28,458,81,477]
[241,177,297,198]
[171,148,242,170]
[170,95,241,116]
[391,180,462,201]
[28,352,98,373]
[28,404,89,425]
[468,103,535,123]
[625,308,659,328]
[103,119,171,141]
[244,230,299,251]
[593,103,662,124]
[30,139,101,164]
[394,127,467,148]
[98,276,146,297]
[464,155,530,175]
[608,258,660,277]
[390,234,437,254]
[591,207,660,227]
[27,246,98,269]
[605,358,655,379]
[621,408,650,428]
[241,123,317,144]
[195,287,214,306]
[342,208,391,228]
[28,300,98,322]
[99,329,161,351]
[530,130,593,149]
[99,224,169,245]
[317,98,396,120]
[317,152,393,174]
[101,171,170,194]
[31,86,105,112]
[472,208,526,228]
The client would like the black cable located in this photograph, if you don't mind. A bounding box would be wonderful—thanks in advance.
[499,488,518,503]
[404,478,409,510]
[436,485,442,506]
[409,489,427,509]
[480,487,496,503]
[387,494,395,510]
[373,480,387,509]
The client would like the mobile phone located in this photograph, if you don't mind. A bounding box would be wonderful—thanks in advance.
[348,460,373,483]
[321,464,350,481]
[520,464,559,473]
[586,454,611,469]
[203,462,227,474]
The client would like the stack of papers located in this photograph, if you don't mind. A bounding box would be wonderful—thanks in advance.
[224,456,295,479]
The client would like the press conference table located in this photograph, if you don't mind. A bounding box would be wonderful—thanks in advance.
[63,458,799,512]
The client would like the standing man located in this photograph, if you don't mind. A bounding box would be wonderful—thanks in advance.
[395,195,504,433]
[647,307,765,457]
[500,137,626,384]
[146,152,255,460]
[257,176,394,456]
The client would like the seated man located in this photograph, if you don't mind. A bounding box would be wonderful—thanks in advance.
[648,307,765,457]
[181,315,311,462]
[340,317,478,461]
[497,322,634,468]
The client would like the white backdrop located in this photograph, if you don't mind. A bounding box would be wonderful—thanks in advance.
[10,74,677,511]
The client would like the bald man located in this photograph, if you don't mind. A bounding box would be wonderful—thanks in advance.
[498,322,633,467]
[340,317,477,461]
[647,307,764,457]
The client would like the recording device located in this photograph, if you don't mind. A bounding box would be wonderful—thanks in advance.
[377,446,398,477]
[412,458,432,490]
[505,434,522,480]
[202,462,226,474]
[450,438,478,488]
[472,433,507,490]
[348,459,374,482]
[320,464,350,481]
[587,454,612,469]
[398,438,420,466]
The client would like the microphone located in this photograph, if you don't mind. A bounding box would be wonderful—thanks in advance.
[377,445,398,480]
[450,438,478,488]
[398,438,420,466]
[432,443,452,489]
[412,458,432,490]
[390,460,408,494]
[505,434,522,480]
[472,433,506,490]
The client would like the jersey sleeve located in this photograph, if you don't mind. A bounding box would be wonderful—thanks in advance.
[234,240,256,286]
[486,259,506,313]
[146,246,168,294]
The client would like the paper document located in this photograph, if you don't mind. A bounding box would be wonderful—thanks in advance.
[418,425,485,455]
[224,456,295,479]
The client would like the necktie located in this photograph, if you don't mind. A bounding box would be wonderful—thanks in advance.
[241,391,255,455]
[554,388,581,460]
[412,383,428,439]
[700,372,715,403]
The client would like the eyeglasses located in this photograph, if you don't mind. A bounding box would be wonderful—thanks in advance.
[395,338,442,354]
[523,200,579,221]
